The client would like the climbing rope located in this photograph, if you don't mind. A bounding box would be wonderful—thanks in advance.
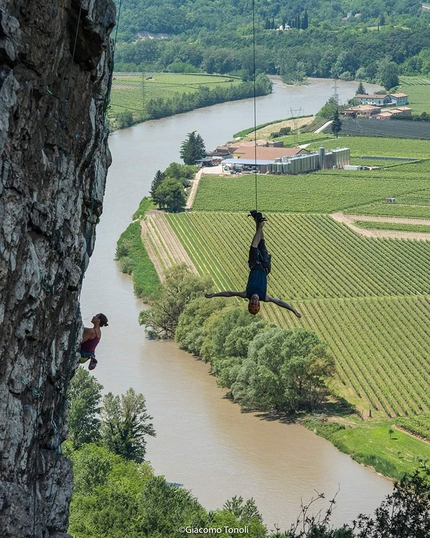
[252,0,258,213]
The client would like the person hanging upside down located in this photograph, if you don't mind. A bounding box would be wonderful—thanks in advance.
[205,211,301,318]
[80,313,108,370]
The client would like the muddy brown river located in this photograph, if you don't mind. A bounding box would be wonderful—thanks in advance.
[81,77,392,530]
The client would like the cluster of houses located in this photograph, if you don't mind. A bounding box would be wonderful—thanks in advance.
[199,141,350,174]
[344,93,411,120]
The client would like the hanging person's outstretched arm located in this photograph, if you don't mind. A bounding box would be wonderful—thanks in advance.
[266,295,302,318]
[205,291,246,299]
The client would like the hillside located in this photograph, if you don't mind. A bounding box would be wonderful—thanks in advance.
[113,0,430,85]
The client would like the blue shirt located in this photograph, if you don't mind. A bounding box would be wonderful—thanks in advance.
[245,267,267,300]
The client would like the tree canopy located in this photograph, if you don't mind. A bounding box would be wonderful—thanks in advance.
[139,263,213,338]
[113,0,430,87]
[68,367,103,449]
[331,108,342,138]
[68,369,155,463]
[230,328,335,413]
[101,388,156,463]
[150,163,195,212]
[180,131,206,165]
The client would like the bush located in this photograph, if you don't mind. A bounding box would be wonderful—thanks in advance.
[118,256,136,274]
[116,111,134,129]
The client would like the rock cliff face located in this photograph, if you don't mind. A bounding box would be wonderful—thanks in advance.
[0,1,115,536]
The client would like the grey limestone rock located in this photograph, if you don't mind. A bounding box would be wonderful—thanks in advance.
[0,1,115,536]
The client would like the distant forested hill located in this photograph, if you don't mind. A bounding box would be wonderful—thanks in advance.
[113,0,430,83]
[115,0,422,39]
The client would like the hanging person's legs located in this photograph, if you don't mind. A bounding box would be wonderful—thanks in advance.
[248,218,265,269]
[248,211,271,274]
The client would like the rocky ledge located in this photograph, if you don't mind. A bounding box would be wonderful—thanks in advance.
[0,1,115,536]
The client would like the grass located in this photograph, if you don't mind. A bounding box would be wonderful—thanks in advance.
[304,417,430,480]
[110,72,242,115]
[346,187,430,219]
[399,76,430,114]
[354,221,430,233]
[193,169,430,213]
[116,198,160,300]
[307,136,430,159]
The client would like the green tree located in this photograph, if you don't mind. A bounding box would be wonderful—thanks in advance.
[150,170,166,208]
[200,306,262,364]
[68,443,153,538]
[176,296,228,356]
[356,81,366,94]
[317,97,339,119]
[165,161,196,182]
[354,466,430,538]
[381,61,399,90]
[116,110,134,129]
[301,10,309,30]
[139,263,213,338]
[154,177,186,212]
[230,328,335,413]
[140,476,208,537]
[180,131,206,165]
[331,108,342,138]
[67,367,103,449]
[101,388,156,463]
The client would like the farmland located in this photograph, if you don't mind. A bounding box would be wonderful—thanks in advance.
[165,212,430,418]
[109,72,243,116]
[396,415,430,441]
[354,220,430,234]
[346,187,430,219]
[307,136,430,159]
[399,76,430,114]
[192,168,430,214]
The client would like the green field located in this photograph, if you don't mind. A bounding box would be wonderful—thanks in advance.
[193,167,430,214]
[110,72,242,115]
[399,76,430,114]
[396,415,430,441]
[354,220,430,233]
[166,211,430,418]
[315,419,430,479]
[307,136,430,159]
[346,187,430,219]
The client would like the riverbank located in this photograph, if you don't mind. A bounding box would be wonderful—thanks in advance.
[119,202,430,483]
[110,72,272,129]
[302,415,430,481]
[84,80,397,527]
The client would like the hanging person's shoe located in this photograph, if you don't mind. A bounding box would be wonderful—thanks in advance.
[255,212,267,223]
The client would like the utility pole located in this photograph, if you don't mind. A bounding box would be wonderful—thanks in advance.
[290,107,303,143]
[141,72,145,112]
[333,78,339,106]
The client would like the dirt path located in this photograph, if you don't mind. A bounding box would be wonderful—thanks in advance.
[331,213,430,241]
[140,219,166,281]
[141,211,198,281]
[185,169,202,209]
[186,165,224,209]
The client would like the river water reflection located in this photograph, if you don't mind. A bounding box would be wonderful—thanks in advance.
[81,77,392,529]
